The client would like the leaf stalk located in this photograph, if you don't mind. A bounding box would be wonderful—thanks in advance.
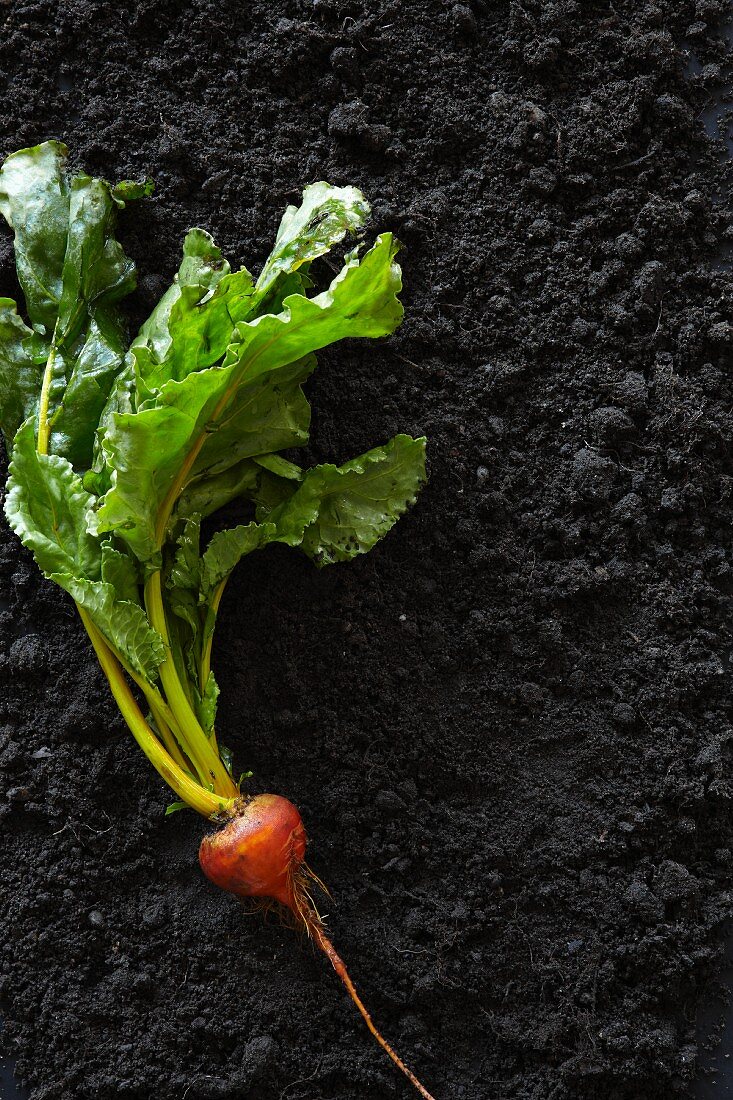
[144,569,238,800]
[36,334,58,455]
[77,607,230,818]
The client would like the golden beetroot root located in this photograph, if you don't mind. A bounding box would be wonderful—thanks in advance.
[199,794,307,907]
[199,794,437,1100]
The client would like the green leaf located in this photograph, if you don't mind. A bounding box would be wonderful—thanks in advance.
[0,298,41,444]
[94,233,402,562]
[131,229,254,398]
[88,360,136,487]
[4,418,100,579]
[167,515,202,635]
[200,671,220,737]
[134,271,254,398]
[170,514,202,591]
[112,178,154,205]
[201,521,275,599]
[222,232,402,388]
[175,458,262,521]
[196,435,425,590]
[253,453,302,481]
[252,181,370,309]
[47,175,141,466]
[49,314,128,468]
[191,354,315,478]
[56,573,164,681]
[218,738,233,777]
[56,174,138,344]
[0,141,70,334]
[2,420,159,681]
[0,141,150,468]
[97,352,310,561]
[0,143,137,347]
[164,800,188,816]
[101,541,140,604]
[175,454,300,522]
[268,434,427,566]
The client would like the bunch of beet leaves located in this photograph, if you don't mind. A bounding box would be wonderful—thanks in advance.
[0,141,432,1097]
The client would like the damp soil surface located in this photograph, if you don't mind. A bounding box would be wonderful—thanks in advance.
[1,2,733,1099]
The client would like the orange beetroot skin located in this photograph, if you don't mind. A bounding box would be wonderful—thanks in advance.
[198,793,306,907]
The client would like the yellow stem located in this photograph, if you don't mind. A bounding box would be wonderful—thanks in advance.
[37,341,58,457]
[155,437,205,548]
[144,570,238,799]
[198,578,228,758]
[200,578,226,691]
[78,607,230,818]
[147,697,193,775]
[115,649,209,785]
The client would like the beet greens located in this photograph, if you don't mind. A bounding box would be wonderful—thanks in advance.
[0,141,426,819]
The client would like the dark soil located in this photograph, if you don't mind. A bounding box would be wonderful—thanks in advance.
[1,1,733,1098]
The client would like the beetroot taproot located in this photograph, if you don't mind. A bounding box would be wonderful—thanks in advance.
[200,794,437,1100]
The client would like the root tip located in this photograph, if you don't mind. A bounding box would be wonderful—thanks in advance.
[307,922,437,1100]
[286,864,437,1099]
